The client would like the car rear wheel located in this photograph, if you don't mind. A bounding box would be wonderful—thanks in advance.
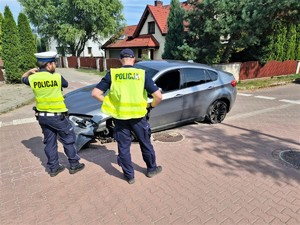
[206,100,228,124]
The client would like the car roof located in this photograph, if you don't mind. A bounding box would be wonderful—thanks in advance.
[135,60,215,71]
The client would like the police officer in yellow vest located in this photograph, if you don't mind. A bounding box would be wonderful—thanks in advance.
[22,51,85,177]
[92,48,163,184]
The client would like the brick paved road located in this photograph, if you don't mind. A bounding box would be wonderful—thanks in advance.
[0,76,299,224]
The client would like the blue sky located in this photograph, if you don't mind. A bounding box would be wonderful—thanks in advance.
[0,0,172,26]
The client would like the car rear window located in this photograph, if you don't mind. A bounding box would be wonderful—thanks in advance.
[134,64,158,79]
[207,70,218,81]
[182,68,207,87]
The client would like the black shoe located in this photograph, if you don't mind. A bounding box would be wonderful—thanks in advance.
[69,163,85,174]
[50,164,65,177]
[146,166,162,178]
[124,175,135,184]
[127,178,135,184]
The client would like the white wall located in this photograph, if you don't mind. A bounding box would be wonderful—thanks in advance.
[48,37,108,57]
[213,63,242,81]
[140,13,165,60]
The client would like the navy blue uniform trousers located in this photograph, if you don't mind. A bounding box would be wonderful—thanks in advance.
[38,115,80,171]
[113,117,157,179]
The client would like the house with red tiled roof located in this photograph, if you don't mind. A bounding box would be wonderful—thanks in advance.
[102,1,191,60]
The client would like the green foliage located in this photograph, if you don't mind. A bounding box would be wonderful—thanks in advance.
[177,42,197,61]
[0,13,3,58]
[258,21,298,62]
[275,24,287,61]
[285,24,297,60]
[162,0,185,60]
[19,0,125,56]
[18,13,37,71]
[296,24,300,60]
[141,54,150,61]
[2,6,21,83]
[36,36,47,52]
[185,0,300,64]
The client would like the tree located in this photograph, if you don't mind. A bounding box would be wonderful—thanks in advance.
[0,13,3,58]
[285,24,297,60]
[18,0,125,56]
[36,35,47,53]
[162,0,185,60]
[2,6,21,83]
[275,24,287,61]
[185,0,300,64]
[18,13,37,71]
[296,24,300,60]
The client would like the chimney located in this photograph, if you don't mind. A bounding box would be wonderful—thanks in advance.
[154,1,163,7]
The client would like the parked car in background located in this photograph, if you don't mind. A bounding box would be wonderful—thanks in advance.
[64,60,237,151]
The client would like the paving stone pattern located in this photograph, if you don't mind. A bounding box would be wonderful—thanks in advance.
[0,71,299,224]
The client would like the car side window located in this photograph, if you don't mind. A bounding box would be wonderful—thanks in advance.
[207,70,218,81]
[155,70,180,93]
[182,68,212,88]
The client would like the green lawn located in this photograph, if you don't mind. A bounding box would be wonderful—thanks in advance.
[237,74,300,90]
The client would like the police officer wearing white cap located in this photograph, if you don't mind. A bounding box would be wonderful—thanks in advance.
[22,51,85,177]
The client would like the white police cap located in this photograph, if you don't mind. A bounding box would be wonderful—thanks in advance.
[34,51,57,62]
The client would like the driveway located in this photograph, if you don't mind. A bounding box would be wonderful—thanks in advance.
[0,72,299,224]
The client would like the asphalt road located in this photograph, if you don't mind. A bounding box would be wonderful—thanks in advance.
[0,71,300,224]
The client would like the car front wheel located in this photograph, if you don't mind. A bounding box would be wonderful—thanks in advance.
[206,100,228,124]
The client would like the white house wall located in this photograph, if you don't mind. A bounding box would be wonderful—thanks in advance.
[48,37,108,57]
[140,13,165,60]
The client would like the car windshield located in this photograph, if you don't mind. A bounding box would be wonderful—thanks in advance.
[134,64,159,79]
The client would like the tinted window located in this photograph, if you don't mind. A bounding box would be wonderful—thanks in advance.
[183,68,211,88]
[207,70,218,81]
[155,70,180,93]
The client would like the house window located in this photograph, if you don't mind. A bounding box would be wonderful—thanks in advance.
[138,49,142,58]
[150,49,154,60]
[56,47,64,56]
[88,47,92,55]
[148,22,155,34]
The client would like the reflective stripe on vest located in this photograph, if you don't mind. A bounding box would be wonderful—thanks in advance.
[101,68,147,119]
[28,72,67,112]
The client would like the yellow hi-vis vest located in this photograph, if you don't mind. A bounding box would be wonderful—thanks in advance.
[28,72,67,112]
[101,68,147,119]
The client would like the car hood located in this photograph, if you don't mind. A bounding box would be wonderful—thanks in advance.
[64,84,104,117]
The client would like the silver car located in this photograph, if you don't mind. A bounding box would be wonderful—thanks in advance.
[64,60,237,151]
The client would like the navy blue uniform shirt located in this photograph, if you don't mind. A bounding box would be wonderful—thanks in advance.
[95,65,158,94]
[22,68,68,88]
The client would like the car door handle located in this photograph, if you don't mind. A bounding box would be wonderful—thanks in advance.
[207,86,214,90]
[175,94,183,97]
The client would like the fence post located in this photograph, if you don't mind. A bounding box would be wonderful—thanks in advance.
[103,58,107,71]
[57,57,63,68]
[63,57,68,68]
[96,58,100,70]
[296,60,300,74]
[0,59,4,81]
[77,57,80,68]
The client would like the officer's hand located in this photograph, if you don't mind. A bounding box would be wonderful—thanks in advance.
[29,68,39,74]
[22,68,39,78]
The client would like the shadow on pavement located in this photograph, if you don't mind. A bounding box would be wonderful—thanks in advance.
[79,142,147,181]
[21,136,69,173]
[185,123,300,185]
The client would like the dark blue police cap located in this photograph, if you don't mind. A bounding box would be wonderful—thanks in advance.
[120,48,135,59]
